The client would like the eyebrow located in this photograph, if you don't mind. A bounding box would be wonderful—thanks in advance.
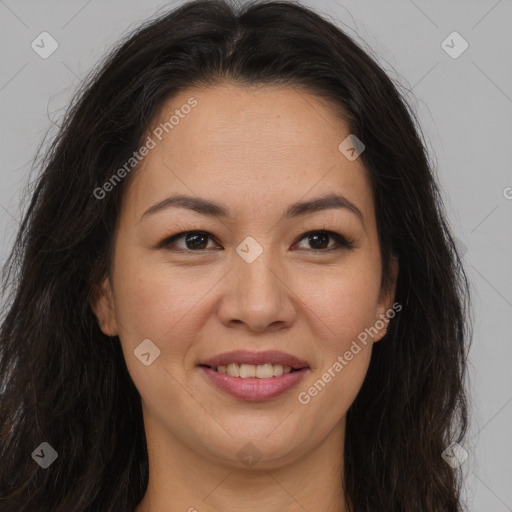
[141,193,365,227]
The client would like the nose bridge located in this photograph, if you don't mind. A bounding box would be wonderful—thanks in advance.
[218,235,296,331]
[235,239,283,307]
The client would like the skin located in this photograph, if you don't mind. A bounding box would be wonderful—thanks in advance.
[91,83,398,512]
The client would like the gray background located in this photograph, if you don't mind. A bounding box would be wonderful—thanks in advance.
[1,0,511,510]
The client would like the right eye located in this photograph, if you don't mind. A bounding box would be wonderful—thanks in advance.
[159,231,221,251]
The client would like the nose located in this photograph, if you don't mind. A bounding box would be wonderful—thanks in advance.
[216,250,297,333]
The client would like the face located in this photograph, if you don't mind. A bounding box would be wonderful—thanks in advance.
[91,83,397,470]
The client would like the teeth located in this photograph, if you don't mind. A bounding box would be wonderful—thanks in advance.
[215,363,294,378]
[273,364,284,377]
[226,363,239,377]
[256,363,273,378]
[239,364,256,378]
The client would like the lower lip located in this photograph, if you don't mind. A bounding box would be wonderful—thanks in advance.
[199,366,309,401]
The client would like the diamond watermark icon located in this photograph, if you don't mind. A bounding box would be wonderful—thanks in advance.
[338,134,365,161]
[237,441,262,468]
[441,441,468,468]
[134,338,161,366]
[31,32,59,59]
[32,442,58,469]
[236,236,263,263]
[441,31,468,59]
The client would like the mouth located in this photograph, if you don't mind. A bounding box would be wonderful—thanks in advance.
[197,350,310,400]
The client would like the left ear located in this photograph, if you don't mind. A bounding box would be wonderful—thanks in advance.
[89,274,118,337]
[373,255,399,342]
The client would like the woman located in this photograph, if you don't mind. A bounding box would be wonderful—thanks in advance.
[0,0,471,510]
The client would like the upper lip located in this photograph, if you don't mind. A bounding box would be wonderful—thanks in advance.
[198,350,309,369]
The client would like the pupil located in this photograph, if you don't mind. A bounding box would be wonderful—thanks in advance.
[186,233,208,250]
[310,232,329,249]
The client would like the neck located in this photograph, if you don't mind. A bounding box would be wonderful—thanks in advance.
[135,413,348,512]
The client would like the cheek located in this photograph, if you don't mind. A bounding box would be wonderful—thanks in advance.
[111,257,205,406]
[111,250,218,357]
[297,271,378,420]
[296,257,381,408]
[115,272,175,339]
[301,260,382,345]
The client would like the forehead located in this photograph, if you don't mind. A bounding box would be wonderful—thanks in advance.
[123,83,374,224]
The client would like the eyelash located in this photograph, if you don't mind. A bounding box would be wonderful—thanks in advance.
[158,227,354,254]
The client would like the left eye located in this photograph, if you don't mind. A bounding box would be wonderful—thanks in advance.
[294,230,352,252]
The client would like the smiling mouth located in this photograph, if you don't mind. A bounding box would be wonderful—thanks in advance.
[199,363,303,379]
